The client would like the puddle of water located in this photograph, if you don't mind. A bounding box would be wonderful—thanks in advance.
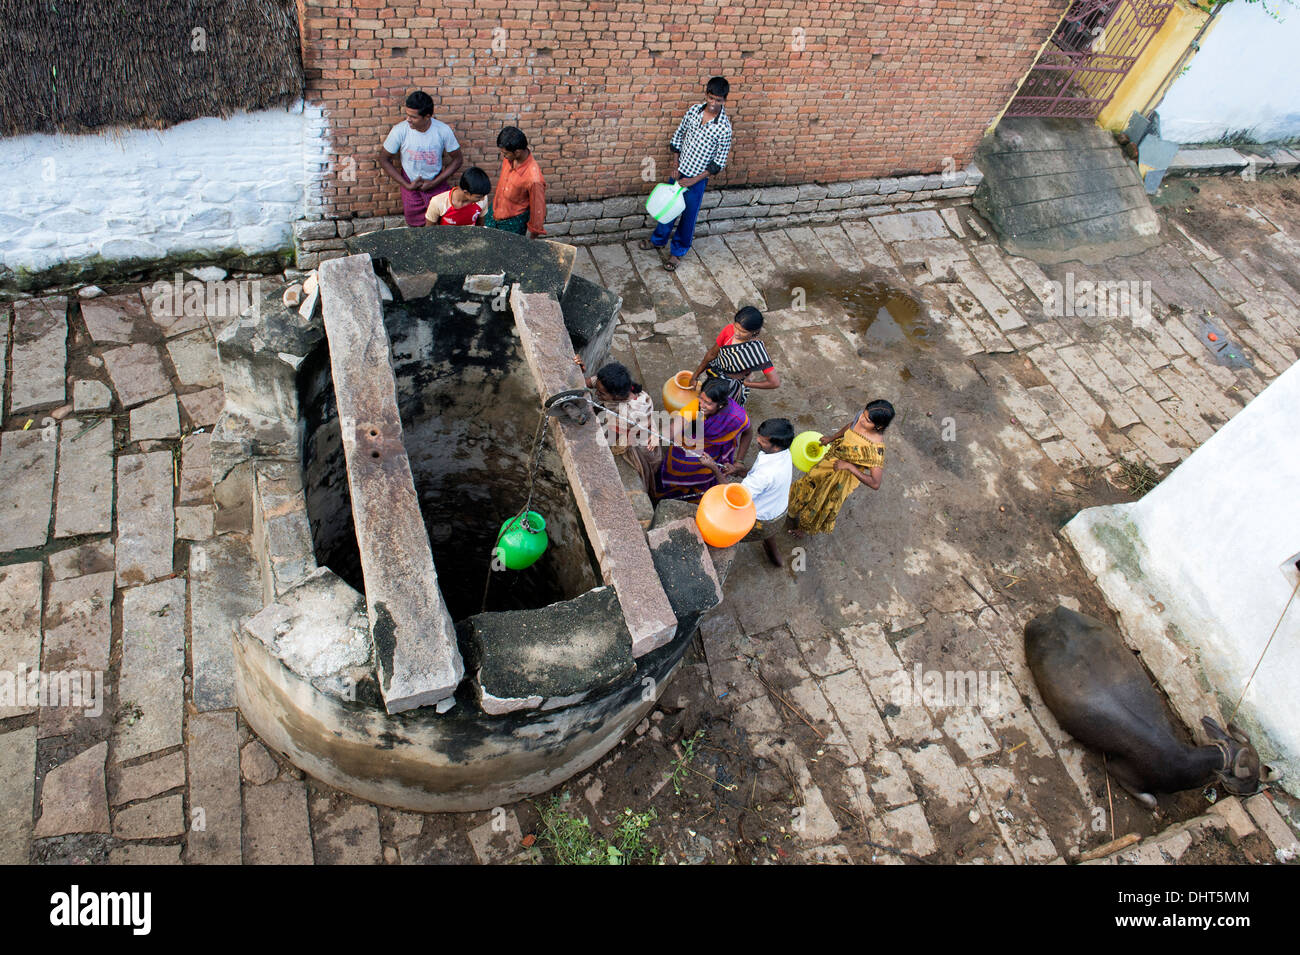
[777,273,927,347]
[843,280,928,346]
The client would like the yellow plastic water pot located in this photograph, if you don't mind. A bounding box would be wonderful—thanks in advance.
[791,431,828,472]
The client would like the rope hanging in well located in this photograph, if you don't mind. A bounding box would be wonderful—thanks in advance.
[480,410,552,612]
[478,388,718,611]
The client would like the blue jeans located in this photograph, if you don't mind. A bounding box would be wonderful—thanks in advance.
[651,177,708,257]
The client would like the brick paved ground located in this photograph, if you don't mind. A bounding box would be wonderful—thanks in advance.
[2,177,1299,864]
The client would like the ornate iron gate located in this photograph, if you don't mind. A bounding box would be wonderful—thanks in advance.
[1005,0,1177,119]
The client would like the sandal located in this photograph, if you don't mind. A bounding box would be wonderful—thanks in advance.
[663,256,680,272]
[638,239,660,251]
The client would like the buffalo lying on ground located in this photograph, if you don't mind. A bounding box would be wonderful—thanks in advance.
[1025,606,1278,809]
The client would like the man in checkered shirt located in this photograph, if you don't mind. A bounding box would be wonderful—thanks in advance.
[641,77,733,270]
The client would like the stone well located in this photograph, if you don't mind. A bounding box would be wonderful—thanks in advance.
[212,227,733,811]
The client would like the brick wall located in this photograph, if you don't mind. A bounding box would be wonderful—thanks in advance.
[298,0,1065,220]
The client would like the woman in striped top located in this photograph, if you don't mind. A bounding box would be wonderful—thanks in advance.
[692,306,781,406]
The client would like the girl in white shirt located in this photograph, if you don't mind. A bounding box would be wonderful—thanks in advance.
[578,361,662,494]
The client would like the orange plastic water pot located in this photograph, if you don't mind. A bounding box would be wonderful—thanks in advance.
[662,371,698,414]
[695,483,757,548]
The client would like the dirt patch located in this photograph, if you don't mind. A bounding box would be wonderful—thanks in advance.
[502,653,834,865]
[1178,824,1275,865]
[1155,176,1300,271]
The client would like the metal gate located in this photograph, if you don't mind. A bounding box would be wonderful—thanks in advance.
[1005,0,1177,119]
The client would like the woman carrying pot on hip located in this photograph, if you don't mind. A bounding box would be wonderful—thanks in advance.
[787,399,894,537]
[692,306,781,407]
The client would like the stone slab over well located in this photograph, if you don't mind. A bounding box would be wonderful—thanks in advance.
[345,226,576,300]
[511,286,677,657]
[317,253,463,713]
[464,586,635,714]
[646,519,724,620]
[560,273,621,374]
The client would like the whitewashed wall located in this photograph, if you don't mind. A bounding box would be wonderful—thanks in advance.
[1159,3,1300,143]
[1066,362,1300,794]
[0,103,329,275]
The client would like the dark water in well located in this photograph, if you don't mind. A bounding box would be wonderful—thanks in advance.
[297,276,601,621]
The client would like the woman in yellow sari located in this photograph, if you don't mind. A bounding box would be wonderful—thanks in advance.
[788,399,894,536]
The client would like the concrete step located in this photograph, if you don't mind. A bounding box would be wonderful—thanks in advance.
[1001,183,1156,240]
[993,117,1117,153]
[973,118,1162,264]
[994,165,1145,216]
[1016,204,1160,251]
[979,148,1133,185]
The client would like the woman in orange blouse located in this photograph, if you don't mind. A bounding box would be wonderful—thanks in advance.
[484,126,547,238]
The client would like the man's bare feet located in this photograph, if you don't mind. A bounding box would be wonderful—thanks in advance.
[762,537,784,567]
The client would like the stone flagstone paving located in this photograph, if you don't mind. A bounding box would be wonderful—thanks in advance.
[1,177,1299,864]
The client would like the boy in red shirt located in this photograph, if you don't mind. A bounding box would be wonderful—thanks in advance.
[424,167,491,226]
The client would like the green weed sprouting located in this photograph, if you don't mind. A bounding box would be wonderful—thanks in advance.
[534,794,659,865]
[670,729,706,796]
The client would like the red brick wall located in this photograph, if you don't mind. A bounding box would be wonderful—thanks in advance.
[299,0,1066,219]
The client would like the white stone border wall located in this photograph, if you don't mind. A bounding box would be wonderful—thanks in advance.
[291,168,983,267]
[301,104,333,219]
[0,103,329,278]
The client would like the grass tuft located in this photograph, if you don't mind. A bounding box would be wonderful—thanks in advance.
[1116,456,1160,497]
[534,794,659,865]
[670,729,706,796]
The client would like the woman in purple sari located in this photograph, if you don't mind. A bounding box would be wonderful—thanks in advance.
[655,378,753,500]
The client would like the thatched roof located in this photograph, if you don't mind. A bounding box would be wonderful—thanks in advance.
[0,0,303,137]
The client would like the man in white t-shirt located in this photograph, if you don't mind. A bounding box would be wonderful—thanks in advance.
[735,418,795,567]
[377,91,464,226]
